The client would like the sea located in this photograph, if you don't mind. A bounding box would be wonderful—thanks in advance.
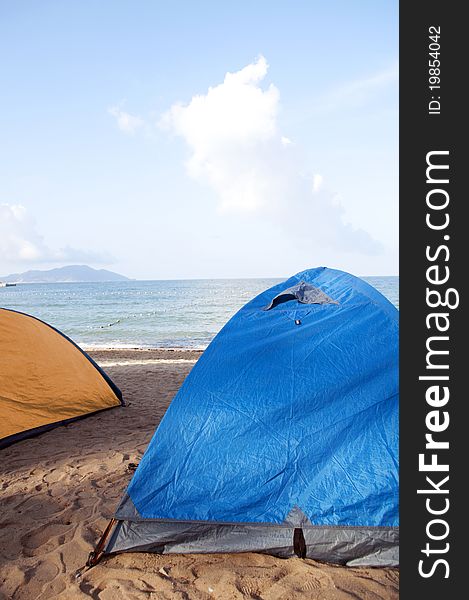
[0,277,398,350]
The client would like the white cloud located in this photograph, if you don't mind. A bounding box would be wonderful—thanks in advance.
[108,105,144,134]
[0,203,112,271]
[312,174,323,193]
[343,62,398,95]
[160,56,381,254]
[160,55,279,213]
[313,62,398,113]
[0,204,45,262]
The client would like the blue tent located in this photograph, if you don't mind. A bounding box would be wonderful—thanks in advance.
[105,267,399,566]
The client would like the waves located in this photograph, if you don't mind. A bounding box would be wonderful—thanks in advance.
[0,277,399,349]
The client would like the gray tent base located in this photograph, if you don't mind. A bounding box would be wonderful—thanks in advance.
[105,520,399,567]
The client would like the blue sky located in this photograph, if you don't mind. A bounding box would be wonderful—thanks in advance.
[0,1,398,279]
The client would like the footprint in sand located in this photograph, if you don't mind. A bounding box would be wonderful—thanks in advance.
[37,577,67,599]
[21,522,75,557]
[43,469,64,485]
[237,583,263,599]
[24,561,59,585]
[0,564,27,599]
[6,561,63,600]
[298,575,330,592]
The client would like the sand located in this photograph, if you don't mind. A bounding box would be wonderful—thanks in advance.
[0,349,399,599]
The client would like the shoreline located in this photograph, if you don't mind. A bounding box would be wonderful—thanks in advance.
[83,345,208,352]
[89,347,204,366]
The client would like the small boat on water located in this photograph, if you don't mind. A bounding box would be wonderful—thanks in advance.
[0,282,17,287]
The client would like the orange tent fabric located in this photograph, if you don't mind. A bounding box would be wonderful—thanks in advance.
[0,308,123,448]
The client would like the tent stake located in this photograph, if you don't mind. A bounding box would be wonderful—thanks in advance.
[86,518,117,568]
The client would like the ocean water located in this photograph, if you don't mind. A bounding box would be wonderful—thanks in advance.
[0,276,398,349]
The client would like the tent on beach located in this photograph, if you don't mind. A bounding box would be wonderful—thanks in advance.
[100,267,398,567]
[0,308,123,448]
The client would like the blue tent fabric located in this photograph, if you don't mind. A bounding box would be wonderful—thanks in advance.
[106,267,399,565]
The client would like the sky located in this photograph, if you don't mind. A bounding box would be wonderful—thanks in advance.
[0,1,398,279]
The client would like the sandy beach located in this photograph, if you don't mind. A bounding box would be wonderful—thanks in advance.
[0,349,399,599]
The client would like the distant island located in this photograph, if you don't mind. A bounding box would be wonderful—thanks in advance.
[1,265,131,284]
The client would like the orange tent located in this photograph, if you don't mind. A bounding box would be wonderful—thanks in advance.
[0,308,123,448]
